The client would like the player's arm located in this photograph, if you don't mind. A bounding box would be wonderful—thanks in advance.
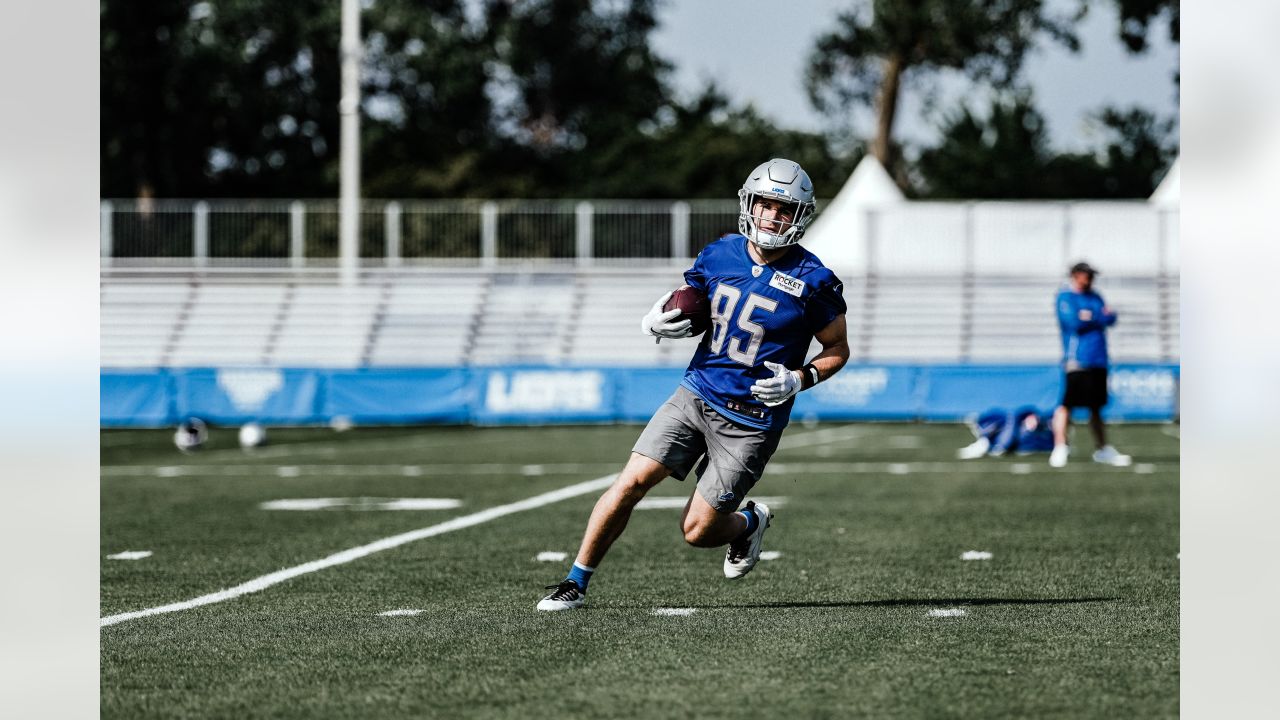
[750,315,849,406]
[805,314,850,385]
[1058,296,1102,333]
[1099,297,1118,326]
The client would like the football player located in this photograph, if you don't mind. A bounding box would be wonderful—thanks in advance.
[539,158,849,611]
[957,406,1056,459]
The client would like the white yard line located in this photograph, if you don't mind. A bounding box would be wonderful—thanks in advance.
[101,462,619,478]
[775,425,867,450]
[104,458,1178,479]
[102,425,876,478]
[174,432,514,463]
[100,473,618,628]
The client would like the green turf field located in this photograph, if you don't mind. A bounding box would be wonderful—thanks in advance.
[101,422,1178,718]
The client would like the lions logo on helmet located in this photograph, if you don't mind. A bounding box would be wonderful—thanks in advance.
[737,158,817,249]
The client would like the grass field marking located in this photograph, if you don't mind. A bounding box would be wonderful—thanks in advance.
[759,550,782,561]
[377,609,424,617]
[536,551,568,562]
[961,551,993,561]
[100,473,619,628]
[653,608,697,616]
[1161,425,1180,439]
[104,459,1176,479]
[1011,463,1033,475]
[158,432,518,463]
[774,425,868,451]
[1134,463,1156,474]
[101,462,621,478]
[258,498,463,511]
[106,550,153,561]
[927,608,967,618]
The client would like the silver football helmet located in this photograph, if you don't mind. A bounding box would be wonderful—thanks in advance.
[737,158,817,249]
[173,418,209,453]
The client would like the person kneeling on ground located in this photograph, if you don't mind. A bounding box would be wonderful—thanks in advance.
[957,406,1056,459]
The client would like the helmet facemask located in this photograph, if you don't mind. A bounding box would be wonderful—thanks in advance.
[737,190,816,249]
[736,158,818,249]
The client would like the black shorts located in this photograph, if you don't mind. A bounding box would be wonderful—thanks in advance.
[1061,368,1109,410]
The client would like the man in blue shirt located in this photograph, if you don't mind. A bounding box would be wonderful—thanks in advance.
[538,159,850,611]
[1050,262,1132,468]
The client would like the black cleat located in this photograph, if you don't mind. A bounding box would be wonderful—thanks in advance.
[537,579,586,611]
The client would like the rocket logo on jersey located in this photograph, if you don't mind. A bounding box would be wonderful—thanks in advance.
[768,271,805,297]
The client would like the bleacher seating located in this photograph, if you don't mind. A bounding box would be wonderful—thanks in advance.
[269,284,382,367]
[99,269,1180,368]
[367,275,487,366]
[100,283,192,367]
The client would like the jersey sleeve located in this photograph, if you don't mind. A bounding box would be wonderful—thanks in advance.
[683,247,711,293]
[804,274,847,334]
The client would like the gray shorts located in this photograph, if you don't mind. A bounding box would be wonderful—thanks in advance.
[632,386,783,513]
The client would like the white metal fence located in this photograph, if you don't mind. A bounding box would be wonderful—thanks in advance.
[100,199,1178,275]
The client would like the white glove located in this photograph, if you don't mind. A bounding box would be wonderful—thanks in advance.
[750,361,802,406]
[640,290,693,339]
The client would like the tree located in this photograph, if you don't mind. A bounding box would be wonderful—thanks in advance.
[913,93,1177,199]
[580,86,858,200]
[805,0,1081,179]
[1111,0,1179,53]
[101,0,494,198]
[471,0,676,196]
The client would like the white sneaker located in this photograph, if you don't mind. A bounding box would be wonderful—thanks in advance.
[536,580,586,611]
[1092,445,1133,467]
[1049,445,1069,468]
[956,436,990,460]
[724,501,772,580]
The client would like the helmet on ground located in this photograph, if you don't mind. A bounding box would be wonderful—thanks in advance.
[737,158,817,249]
[173,418,209,452]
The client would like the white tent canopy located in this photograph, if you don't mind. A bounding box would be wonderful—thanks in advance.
[803,155,904,270]
[1150,157,1180,208]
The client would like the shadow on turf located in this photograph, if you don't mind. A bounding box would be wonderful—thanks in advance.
[650,597,1119,610]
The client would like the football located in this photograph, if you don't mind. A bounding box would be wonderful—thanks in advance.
[663,285,711,335]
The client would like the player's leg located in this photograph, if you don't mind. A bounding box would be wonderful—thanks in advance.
[1052,405,1071,446]
[1050,405,1071,467]
[677,398,782,579]
[538,389,705,611]
[680,490,747,547]
[1087,408,1108,449]
[573,453,670,567]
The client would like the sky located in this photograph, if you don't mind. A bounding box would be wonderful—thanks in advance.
[649,0,1180,152]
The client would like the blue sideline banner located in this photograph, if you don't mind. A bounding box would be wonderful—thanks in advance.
[100,370,172,426]
[919,365,1064,421]
[172,368,322,424]
[616,368,686,421]
[323,368,472,424]
[471,368,617,424]
[793,365,921,421]
[1106,364,1180,421]
[100,363,1180,427]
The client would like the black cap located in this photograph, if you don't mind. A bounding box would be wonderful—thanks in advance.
[1069,261,1098,276]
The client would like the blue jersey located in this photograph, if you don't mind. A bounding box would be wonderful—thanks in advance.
[976,405,1054,454]
[1056,286,1116,370]
[678,235,846,431]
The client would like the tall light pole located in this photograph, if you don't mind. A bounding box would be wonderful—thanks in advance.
[339,0,361,286]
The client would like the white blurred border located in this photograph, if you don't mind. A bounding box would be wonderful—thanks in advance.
[1183,0,1280,715]
[0,0,1274,715]
[0,1,99,715]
